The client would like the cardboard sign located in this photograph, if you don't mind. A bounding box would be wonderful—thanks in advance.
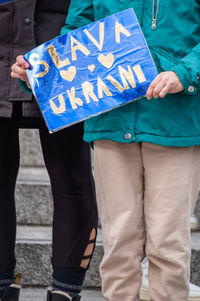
[25,8,158,133]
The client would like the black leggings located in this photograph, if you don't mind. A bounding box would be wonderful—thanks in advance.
[0,115,98,275]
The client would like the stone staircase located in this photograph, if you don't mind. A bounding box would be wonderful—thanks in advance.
[15,129,200,292]
[16,128,103,290]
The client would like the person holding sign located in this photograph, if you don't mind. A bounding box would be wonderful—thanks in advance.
[1,1,97,301]
[57,0,200,300]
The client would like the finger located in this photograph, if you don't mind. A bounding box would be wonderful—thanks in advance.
[11,72,28,82]
[11,64,27,77]
[152,80,166,99]
[159,84,171,98]
[11,69,28,82]
[16,55,29,69]
[146,85,154,100]
[146,74,162,99]
[11,71,18,78]
[150,73,163,88]
[11,71,27,82]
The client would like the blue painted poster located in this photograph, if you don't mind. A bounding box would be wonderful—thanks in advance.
[0,0,15,4]
[24,8,158,133]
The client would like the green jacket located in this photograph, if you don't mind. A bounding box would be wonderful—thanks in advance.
[61,0,200,147]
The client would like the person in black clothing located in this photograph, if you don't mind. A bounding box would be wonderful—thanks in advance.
[0,1,98,300]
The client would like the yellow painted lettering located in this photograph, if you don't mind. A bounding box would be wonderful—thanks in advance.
[28,53,49,78]
[97,77,112,98]
[35,61,49,78]
[115,21,131,43]
[71,36,90,61]
[83,22,104,51]
[47,44,70,68]
[118,65,136,89]
[82,81,99,103]
[50,94,66,114]
[107,75,125,92]
[132,64,146,83]
[67,87,83,110]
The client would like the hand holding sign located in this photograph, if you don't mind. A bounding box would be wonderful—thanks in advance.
[23,9,158,133]
[146,71,184,99]
[11,55,29,82]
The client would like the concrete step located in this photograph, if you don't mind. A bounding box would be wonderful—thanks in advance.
[19,129,45,168]
[15,165,99,227]
[19,129,95,168]
[15,226,103,288]
[194,194,200,224]
[20,288,104,301]
[16,166,200,226]
[191,231,200,286]
[15,226,200,288]
[16,167,53,226]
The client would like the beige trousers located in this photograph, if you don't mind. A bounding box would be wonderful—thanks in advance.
[94,141,200,301]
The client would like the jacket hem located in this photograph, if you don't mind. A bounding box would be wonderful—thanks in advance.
[84,132,200,148]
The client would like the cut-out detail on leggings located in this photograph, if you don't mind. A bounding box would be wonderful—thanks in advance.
[89,228,96,241]
[80,258,90,269]
[80,228,97,269]
[83,242,95,257]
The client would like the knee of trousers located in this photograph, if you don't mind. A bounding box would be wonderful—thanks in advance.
[145,231,191,268]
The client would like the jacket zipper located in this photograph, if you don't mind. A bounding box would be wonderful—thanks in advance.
[152,0,159,29]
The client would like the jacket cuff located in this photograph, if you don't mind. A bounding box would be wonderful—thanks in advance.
[19,79,32,95]
[171,64,198,95]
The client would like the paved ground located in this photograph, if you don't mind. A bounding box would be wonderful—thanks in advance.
[21,289,104,301]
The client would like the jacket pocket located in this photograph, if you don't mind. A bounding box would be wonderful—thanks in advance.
[0,2,12,47]
[150,47,179,73]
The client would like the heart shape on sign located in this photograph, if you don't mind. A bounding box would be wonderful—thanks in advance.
[88,64,95,72]
[98,53,115,69]
[60,66,77,81]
